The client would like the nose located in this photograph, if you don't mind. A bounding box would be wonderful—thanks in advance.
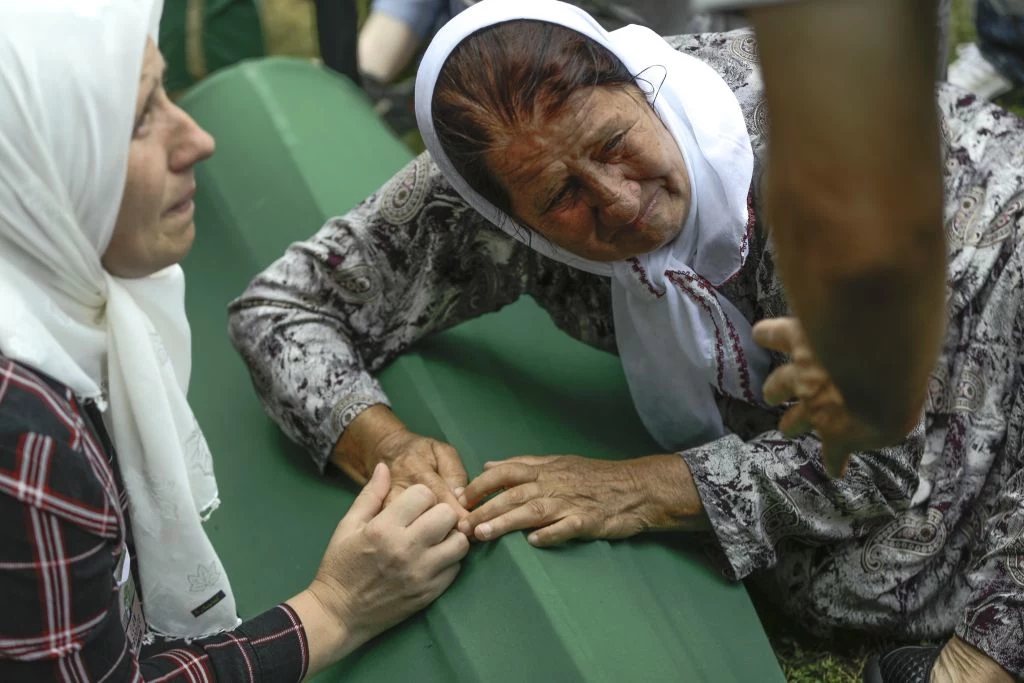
[168,103,216,173]
[584,168,641,229]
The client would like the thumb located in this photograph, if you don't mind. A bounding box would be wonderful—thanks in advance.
[343,462,390,525]
[822,442,851,479]
[752,317,795,353]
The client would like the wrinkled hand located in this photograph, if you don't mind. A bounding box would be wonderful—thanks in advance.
[753,317,895,477]
[310,463,469,654]
[372,429,468,516]
[457,455,648,547]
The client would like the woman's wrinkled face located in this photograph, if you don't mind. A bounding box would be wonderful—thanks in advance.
[487,85,690,262]
[102,39,215,278]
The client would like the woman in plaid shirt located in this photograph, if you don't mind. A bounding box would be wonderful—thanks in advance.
[0,1,468,681]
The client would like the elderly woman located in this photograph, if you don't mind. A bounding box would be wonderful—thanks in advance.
[229,1,1024,682]
[0,1,467,680]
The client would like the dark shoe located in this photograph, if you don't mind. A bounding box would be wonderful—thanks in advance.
[863,645,942,683]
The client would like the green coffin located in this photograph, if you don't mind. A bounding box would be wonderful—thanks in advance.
[178,58,784,682]
[160,0,265,93]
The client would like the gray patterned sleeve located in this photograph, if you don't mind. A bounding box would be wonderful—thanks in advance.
[681,427,924,581]
[228,153,533,470]
[684,173,924,582]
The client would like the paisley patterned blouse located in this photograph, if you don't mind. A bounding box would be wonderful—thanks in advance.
[229,30,1024,675]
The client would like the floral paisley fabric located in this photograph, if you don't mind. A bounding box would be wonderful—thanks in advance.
[229,30,1024,676]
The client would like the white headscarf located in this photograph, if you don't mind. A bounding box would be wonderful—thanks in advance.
[0,0,238,639]
[416,0,770,450]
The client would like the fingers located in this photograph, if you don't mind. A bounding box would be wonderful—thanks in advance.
[395,467,468,519]
[459,483,542,535]
[408,502,460,546]
[482,455,546,469]
[752,317,801,354]
[426,479,470,520]
[377,483,437,527]
[461,463,537,508]
[434,443,469,497]
[822,441,852,479]
[383,485,402,509]
[410,561,464,615]
[426,562,463,599]
[343,462,390,526]
[763,361,830,406]
[425,528,471,569]
[527,515,588,547]
[762,363,800,406]
[777,397,860,482]
[778,403,813,437]
[467,497,557,542]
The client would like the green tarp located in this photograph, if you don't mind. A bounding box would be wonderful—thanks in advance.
[178,58,784,682]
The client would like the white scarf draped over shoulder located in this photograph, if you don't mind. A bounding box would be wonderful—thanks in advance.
[415,0,770,450]
[0,0,238,639]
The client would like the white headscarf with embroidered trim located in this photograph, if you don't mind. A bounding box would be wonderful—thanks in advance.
[416,0,769,450]
[0,0,238,639]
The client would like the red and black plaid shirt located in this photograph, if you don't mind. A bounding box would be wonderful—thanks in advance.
[0,356,310,682]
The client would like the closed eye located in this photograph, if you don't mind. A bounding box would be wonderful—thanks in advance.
[544,179,580,214]
[133,99,156,136]
[133,67,169,137]
[602,132,625,155]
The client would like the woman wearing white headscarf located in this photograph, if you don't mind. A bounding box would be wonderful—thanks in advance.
[0,1,467,680]
[229,1,1024,680]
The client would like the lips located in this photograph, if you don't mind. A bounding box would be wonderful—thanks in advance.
[628,193,657,232]
[165,185,196,215]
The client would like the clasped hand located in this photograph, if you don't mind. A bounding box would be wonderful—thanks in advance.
[371,429,470,516]
[454,455,648,546]
[368,429,650,545]
[753,316,897,477]
[308,463,468,659]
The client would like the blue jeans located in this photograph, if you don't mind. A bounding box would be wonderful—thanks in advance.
[978,0,1024,85]
[371,0,464,39]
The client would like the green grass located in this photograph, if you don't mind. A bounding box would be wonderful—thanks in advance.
[952,0,976,46]
[755,591,917,682]
[774,639,871,683]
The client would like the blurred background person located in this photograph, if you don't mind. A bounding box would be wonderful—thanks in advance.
[948,0,1024,99]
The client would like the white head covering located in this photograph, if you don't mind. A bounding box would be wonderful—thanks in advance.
[0,0,238,639]
[416,0,770,449]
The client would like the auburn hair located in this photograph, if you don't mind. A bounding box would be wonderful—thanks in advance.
[431,21,636,216]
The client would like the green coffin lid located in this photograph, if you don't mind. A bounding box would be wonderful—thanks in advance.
[178,58,783,682]
[160,0,265,93]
